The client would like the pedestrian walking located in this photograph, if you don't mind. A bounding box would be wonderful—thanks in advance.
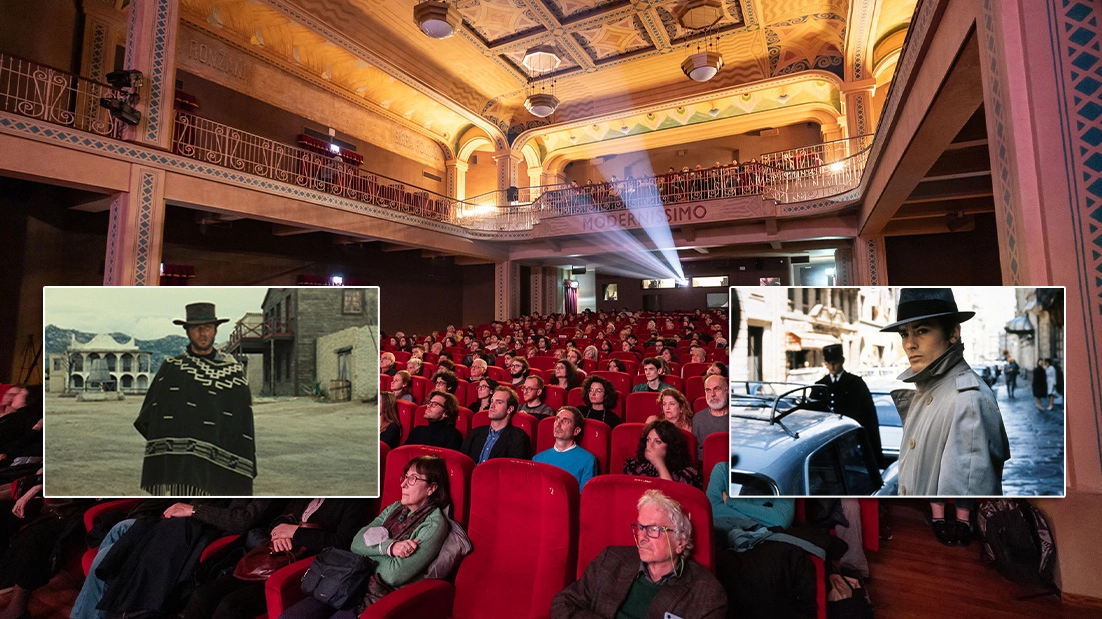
[1032,359,1048,411]
[1003,355,1020,398]
[1045,358,1058,411]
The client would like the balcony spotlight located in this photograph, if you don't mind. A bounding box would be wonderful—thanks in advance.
[100,96,142,125]
[105,69,143,91]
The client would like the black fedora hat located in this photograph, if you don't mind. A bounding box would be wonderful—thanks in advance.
[823,344,844,363]
[880,288,975,332]
[173,302,230,327]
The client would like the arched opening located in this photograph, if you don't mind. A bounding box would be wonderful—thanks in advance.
[121,374,133,389]
[121,353,133,372]
[71,375,84,389]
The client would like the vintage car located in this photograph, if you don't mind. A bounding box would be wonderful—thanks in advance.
[728,383,898,496]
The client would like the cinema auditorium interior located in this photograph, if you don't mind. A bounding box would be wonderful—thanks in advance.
[2,0,1101,617]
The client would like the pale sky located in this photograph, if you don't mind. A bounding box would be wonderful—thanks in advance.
[44,287,269,344]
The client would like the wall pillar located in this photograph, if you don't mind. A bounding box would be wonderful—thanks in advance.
[446,159,468,200]
[103,166,166,286]
[494,260,521,321]
[123,0,179,150]
[493,149,523,192]
[833,246,855,285]
[842,79,877,138]
[81,0,127,83]
[529,266,563,315]
[851,235,887,285]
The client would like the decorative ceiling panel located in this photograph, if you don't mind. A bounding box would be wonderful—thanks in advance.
[542,0,627,21]
[766,13,846,78]
[499,45,582,76]
[456,0,545,45]
[759,0,848,26]
[570,14,653,62]
[654,0,747,44]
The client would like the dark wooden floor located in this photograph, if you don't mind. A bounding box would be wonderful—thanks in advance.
[4,500,1101,618]
[868,500,1102,619]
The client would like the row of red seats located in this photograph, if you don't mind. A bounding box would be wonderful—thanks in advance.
[384,369,716,412]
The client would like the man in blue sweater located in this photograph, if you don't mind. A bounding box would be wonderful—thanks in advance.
[533,406,598,490]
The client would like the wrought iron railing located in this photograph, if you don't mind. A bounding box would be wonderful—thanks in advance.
[1,52,875,229]
[173,110,466,224]
[0,52,125,138]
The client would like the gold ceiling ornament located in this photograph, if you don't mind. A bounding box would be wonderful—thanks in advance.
[414,1,461,39]
[676,0,724,30]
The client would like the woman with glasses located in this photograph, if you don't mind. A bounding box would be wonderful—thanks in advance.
[623,419,701,488]
[579,375,621,429]
[550,360,582,391]
[279,456,453,618]
[469,378,498,412]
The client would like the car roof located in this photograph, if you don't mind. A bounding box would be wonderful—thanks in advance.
[729,408,866,494]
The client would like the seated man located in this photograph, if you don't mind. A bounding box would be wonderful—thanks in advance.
[467,358,489,383]
[461,386,529,463]
[518,375,555,420]
[405,392,463,450]
[508,357,530,387]
[380,352,398,377]
[692,374,730,460]
[532,407,598,490]
[551,489,726,618]
[632,358,675,393]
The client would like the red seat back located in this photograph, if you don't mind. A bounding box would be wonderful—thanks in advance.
[452,460,579,619]
[576,475,714,578]
[625,391,662,424]
[486,365,508,382]
[410,375,430,403]
[566,387,584,408]
[396,399,417,445]
[543,385,566,411]
[685,375,705,404]
[591,371,631,399]
[703,432,728,482]
[529,356,557,371]
[680,362,710,379]
[380,444,476,527]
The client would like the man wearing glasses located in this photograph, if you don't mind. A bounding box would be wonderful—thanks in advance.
[405,392,463,451]
[460,386,530,464]
[518,376,555,420]
[551,490,726,618]
[508,358,531,387]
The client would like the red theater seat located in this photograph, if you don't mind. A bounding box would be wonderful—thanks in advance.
[625,391,662,424]
[680,362,710,379]
[576,475,714,577]
[397,399,416,445]
[703,432,728,480]
[374,459,580,619]
[379,444,475,526]
[543,384,566,410]
[528,356,557,371]
[685,375,705,404]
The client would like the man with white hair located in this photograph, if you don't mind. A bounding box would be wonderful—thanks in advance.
[466,358,489,383]
[380,351,398,377]
[551,489,727,618]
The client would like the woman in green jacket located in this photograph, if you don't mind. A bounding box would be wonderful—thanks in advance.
[279,456,452,619]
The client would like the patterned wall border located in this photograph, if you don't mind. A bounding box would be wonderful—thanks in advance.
[133,169,158,284]
[103,193,123,285]
[0,113,531,244]
[90,22,108,81]
[863,236,882,285]
[852,89,870,136]
[850,0,876,80]
[143,0,171,145]
[102,169,158,286]
[981,0,1023,283]
[778,188,862,215]
[1047,0,1102,474]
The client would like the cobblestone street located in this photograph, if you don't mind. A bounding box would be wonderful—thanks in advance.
[996,371,1065,496]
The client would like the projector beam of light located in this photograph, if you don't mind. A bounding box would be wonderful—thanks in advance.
[593,158,686,283]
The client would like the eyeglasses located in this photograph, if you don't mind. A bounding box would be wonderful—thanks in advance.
[426,400,444,408]
[399,473,428,486]
[631,523,672,539]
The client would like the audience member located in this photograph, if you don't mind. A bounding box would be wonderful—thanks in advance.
[518,376,555,420]
[623,420,700,487]
[405,392,462,451]
[379,392,402,449]
[579,375,622,429]
[692,375,729,459]
[532,407,598,490]
[646,388,693,432]
[632,358,674,393]
[460,386,530,463]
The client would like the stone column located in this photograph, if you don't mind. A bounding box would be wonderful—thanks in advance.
[842,79,877,139]
[103,165,166,286]
[446,159,468,200]
[850,235,887,285]
[123,0,180,150]
[494,260,521,321]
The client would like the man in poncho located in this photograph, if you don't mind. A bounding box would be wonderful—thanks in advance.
[134,303,256,496]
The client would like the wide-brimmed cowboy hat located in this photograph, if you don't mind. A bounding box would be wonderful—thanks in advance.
[173,302,230,326]
[880,288,975,332]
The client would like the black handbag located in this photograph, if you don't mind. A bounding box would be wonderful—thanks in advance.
[300,548,375,609]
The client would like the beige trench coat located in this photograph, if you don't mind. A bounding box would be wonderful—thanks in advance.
[891,343,1010,496]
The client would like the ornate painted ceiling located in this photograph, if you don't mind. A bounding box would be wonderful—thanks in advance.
[179,0,916,161]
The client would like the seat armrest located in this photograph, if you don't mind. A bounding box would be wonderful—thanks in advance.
[361,579,454,619]
[265,557,315,619]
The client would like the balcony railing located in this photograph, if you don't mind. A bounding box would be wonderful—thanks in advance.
[0,53,125,139]
[1,52,876,231]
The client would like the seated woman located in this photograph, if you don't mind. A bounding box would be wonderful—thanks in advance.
[606,358,628,373]
[405,356,424,378]
[379,393,402,449]
[705,361,728,378]
[390,370,415,403]
[469,377,498,412]
[550,360,582,391]
[182,499,367,619]
[579,375,621,429]
[623,420,701,488]
[645,388,693,432]
[279,456,452,619]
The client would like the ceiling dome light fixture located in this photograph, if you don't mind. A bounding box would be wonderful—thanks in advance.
[525,92,560,118]
[677,0,724,30]
[522,44,561,74]
[414,1,461,39]
[682,50,723,81]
